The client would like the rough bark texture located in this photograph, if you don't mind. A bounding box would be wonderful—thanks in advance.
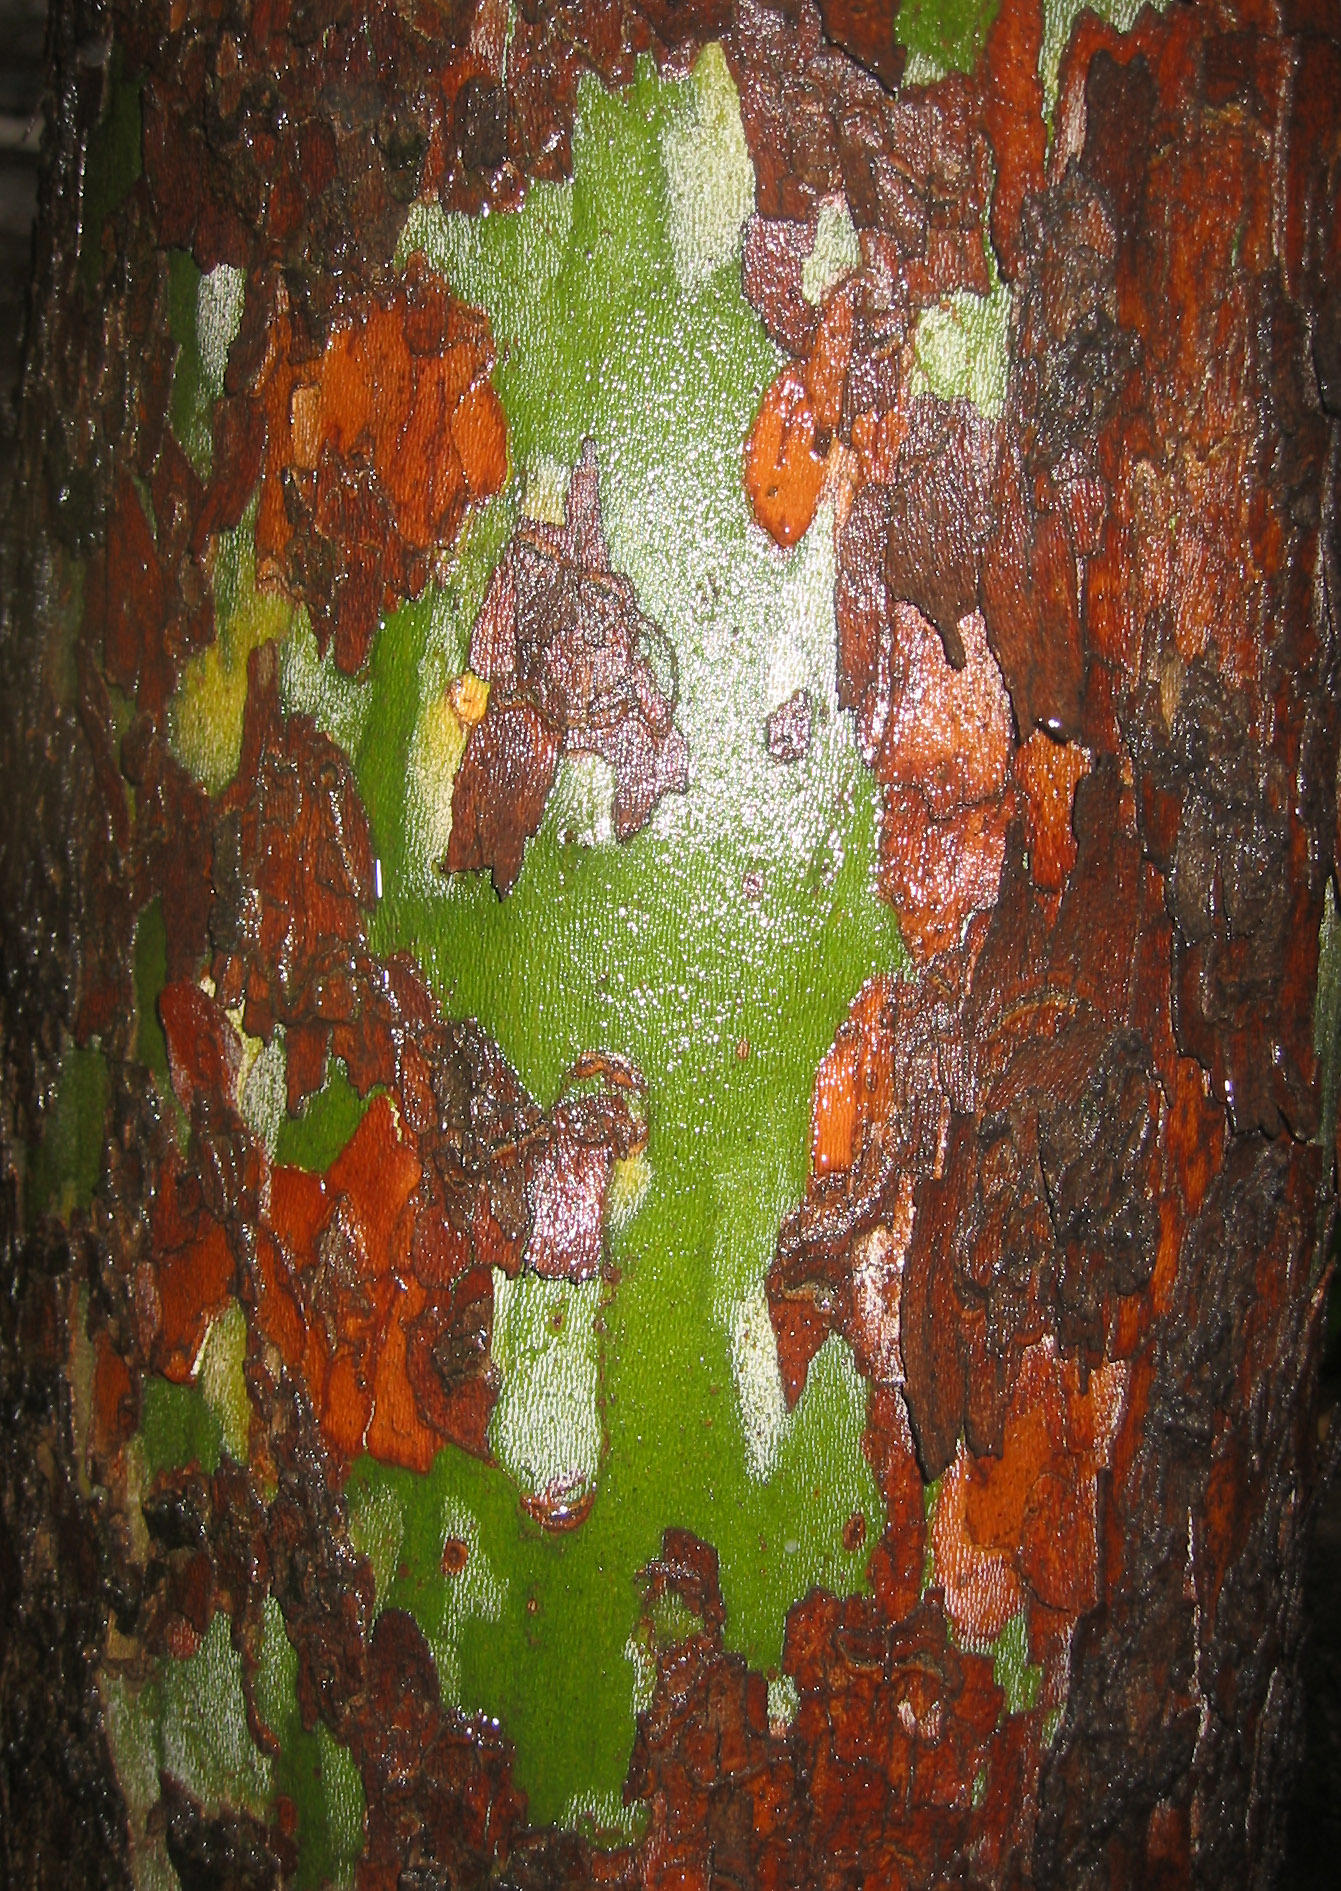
[2,2,1339,1887]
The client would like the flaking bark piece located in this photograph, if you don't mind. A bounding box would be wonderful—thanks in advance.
[446,700,560,897]
[153,1772,292,1891]
[210,644,378,1111]
[348,1608,525,1888]
[871,603,1016,962]
[782,1588,1030,1884]
[883,398,1000,669]
[242,934,648,1471]
[742,212,821,358]
[835,494,1020,960]
[766,687,814,762]
[252,257,508,675]
[930,1344,1127,1646]
[626,1528,801,1887]
[776,798,1163,1487]
[731,0,992,301]
[448,439,687,895]
[400,967,648,1294]
[1015,729,1090,893]
[816,1,908,93]
[980,0,1046,282]
[257,1094,466,1473]
[149,1163,237,1387]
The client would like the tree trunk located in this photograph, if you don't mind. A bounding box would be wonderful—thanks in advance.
[3,2,1339,1886]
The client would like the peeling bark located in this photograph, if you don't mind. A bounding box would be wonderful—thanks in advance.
[2,2,1338,1887]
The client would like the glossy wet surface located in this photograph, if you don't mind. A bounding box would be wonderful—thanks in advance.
[6,3,1341,1887]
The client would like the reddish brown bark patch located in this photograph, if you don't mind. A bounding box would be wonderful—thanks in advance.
[766,688,814,762]
[980,0,1046,281]
[252,257,507,675]
[742,212,822,358]
[449,439,688,893]
[816,2,907,93]
[211,645,380,1111]
[1015,730,1090,893]
[872,604,1015,960]
[447,699,560,896]
[731,0,992,302]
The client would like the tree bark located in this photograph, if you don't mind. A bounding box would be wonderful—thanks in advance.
[2,2,1339,1887]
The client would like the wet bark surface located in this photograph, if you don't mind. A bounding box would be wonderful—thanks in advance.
[2,2,1340,1887]
[1284,1345,1341,1888]
[450,437,688,892]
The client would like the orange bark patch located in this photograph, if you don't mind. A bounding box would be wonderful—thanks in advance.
[255,1095,437,1470]
[933,1345,1127,1648]
[873,605,1016,960]
[1020,1468,1098,1616]
[254,256,507,674]
[810,1031,860,1178]
[809,993,897,1180]
[744,365,827,548]
[152,1171,237,1385]
[365,1277,443,1475]
[92,1331,137,1458]
[1015,731,1090,892]
[981,0,1046,281]
[932,1445,1025,1647]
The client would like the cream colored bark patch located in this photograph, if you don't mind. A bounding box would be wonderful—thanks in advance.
[661,43,755,296]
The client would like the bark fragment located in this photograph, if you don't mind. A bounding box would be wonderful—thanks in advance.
[449,439,688,893]
[4,2,1340,1887]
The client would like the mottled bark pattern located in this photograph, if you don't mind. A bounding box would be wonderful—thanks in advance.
[1,2,1338,1888]
[451,438,689,893]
